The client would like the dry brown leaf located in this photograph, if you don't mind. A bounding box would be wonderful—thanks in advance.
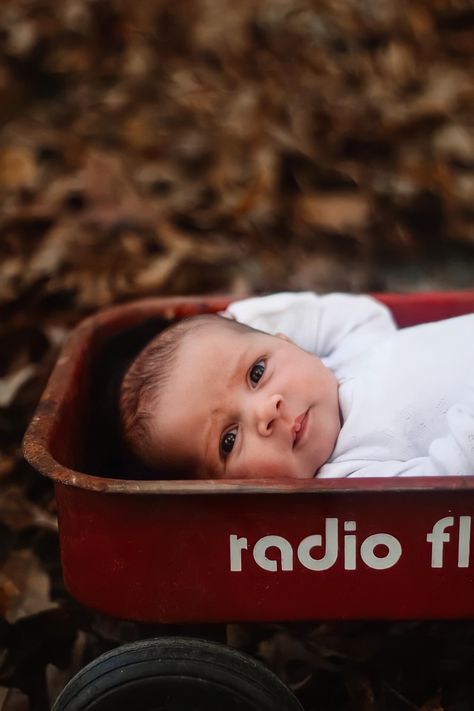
[0,148,38,192]
[0,489,57,534]
[2,550,54,623]
[0,576,20,619]
[296,192,371,232]
[0,367,37,409]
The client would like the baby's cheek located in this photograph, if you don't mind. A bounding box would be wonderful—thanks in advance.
[246,454,295,479]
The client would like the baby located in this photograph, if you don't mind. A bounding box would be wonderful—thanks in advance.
[120,292,474,480]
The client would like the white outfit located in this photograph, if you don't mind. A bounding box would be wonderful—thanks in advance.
[225,292,474,478]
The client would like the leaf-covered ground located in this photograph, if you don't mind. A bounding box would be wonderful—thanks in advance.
[1,1,474,709]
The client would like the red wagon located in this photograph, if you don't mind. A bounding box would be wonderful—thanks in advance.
[23,291,474,711]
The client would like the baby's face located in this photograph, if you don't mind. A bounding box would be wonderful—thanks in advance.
[151,322,341,479]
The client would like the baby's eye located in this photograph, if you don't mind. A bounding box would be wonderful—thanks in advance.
[249,359,265,387]
[220,428,237,457]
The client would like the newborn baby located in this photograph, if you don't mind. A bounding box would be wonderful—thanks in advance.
[120,292,474,479]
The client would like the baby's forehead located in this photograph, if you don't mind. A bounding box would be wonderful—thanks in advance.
[180,316,259,348]
[173,318,267,379]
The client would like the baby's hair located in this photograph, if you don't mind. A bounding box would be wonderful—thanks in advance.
[120,312,249,477]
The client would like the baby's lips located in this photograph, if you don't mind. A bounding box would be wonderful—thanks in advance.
[291,410,307,447]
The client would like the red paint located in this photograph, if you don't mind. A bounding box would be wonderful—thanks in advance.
[56,485,474,622]
[24,291,474,623]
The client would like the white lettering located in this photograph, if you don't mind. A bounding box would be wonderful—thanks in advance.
[360,533,402,570]
[229,535,248,572]
[343,520,357,570]
[426,517,454,568]
[230,516,472,574]
[297,519,338,571]
[253,535,293,572]
[458,516,471,568]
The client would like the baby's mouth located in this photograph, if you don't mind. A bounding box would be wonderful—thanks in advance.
[292,409,309,448]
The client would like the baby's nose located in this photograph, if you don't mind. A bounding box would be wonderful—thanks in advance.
[256,394,283,436]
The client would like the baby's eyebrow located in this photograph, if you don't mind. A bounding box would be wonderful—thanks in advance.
[201,341,253,472]
[226,341,254,388]
[201,411,225,476]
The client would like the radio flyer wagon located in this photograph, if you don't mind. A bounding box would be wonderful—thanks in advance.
[23,291,474,711]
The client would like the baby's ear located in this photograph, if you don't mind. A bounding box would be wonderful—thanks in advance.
[275,332,293,343]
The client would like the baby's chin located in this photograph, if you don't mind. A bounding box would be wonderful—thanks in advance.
[266,467,319,481]
[292,461,318,479]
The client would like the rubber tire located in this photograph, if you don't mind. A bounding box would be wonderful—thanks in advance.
[52,636,304,711]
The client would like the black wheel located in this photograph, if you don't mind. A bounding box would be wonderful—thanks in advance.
[52,636,304,711]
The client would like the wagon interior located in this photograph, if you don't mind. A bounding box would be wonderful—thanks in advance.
[45,306,197,480]
[41,292,474,484]
[80,312,177,479]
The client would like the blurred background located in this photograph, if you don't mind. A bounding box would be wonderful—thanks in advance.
[1,1,474,709]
